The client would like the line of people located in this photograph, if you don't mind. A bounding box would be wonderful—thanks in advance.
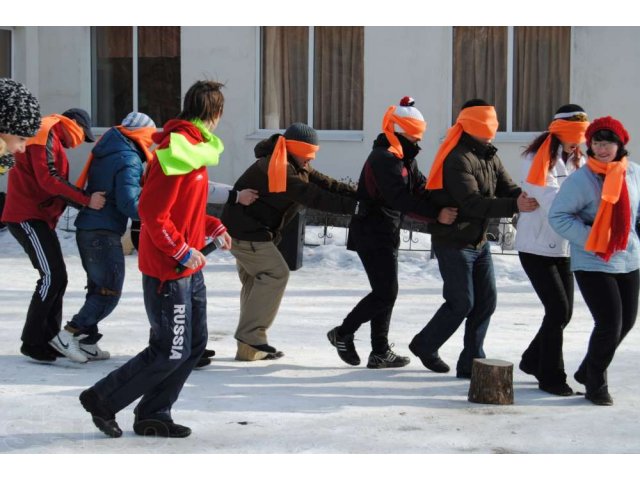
[2,77,638,439]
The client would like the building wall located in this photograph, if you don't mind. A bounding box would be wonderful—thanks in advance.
[3,26,639,194]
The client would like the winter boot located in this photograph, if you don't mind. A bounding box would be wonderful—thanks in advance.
[235,341,269,361]
[327,327,360,366]
[49,329,88,363]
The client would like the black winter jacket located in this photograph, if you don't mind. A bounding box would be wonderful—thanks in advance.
[427,133,521,249]
[221,135,357,244]
[348,133,440,248]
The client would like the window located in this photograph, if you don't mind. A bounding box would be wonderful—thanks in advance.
[260,26,364,131]
[91,27,181,127]
[452,26,571,133]
[0,29,12,78]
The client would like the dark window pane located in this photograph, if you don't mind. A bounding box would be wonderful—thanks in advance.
[138,27,181,126]
[0,30,11,77]
[514,27,571,132]
[313,27,364,130]
[92,27,133,127]
[260,27,308,129]
[452,27,507,131]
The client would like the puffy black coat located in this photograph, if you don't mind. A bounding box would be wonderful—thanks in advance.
[427,132,521,249]
[221,135,357,243]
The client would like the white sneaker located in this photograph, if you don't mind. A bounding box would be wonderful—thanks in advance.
[79,342,110,361]
[49,330,88,363]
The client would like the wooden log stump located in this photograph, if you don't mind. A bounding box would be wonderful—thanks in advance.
[468,359,514,405]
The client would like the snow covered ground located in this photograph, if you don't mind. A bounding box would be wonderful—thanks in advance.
[0,225,639,458]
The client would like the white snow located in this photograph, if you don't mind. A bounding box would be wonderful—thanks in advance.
[0,224,639,463]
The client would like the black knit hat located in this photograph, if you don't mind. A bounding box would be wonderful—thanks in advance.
[283,122,318,146]
[0,78,41,137]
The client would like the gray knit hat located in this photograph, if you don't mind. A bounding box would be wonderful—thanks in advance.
[121,111,156,129]
[284,122,318,146]
[0,78,41,137]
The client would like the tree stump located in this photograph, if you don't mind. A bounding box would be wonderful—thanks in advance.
[468,359,514,405]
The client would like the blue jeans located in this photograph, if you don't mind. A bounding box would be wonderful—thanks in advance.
[93,272,208,420]
[69,229,125,340]
[412,242,497,374]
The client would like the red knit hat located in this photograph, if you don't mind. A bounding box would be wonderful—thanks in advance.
[585,116,630,147]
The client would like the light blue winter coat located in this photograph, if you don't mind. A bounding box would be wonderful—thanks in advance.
[548,161,640,273]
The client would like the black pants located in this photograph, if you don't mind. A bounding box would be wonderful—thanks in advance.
[519,252,574,385]
[93,272,207,420]
[574,269,639,393]
[7,220,67,347]
[339,223,398,353]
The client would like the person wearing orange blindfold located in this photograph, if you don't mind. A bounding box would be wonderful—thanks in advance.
[327,97,457,369]
[2,107,106,364]
[549,116,640,406]
[515,104,589,397]
[221,122,360,362]
[409,99,539,379]
[47,112,158,365]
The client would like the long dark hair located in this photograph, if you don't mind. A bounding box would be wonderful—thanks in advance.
[523,106,587,170]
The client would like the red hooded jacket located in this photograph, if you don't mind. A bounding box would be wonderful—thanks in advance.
[137,120,226,281]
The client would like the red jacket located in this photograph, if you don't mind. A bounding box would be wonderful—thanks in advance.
[138,120,227,281]
[1,124,90,229]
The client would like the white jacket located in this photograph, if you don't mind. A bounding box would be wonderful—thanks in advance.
[514,148,585,257]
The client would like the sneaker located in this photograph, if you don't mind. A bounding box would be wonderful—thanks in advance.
[585,387,613,406]
[203,348,216,358]
[133,418,191,438]
[408,340,450,373]
[20,343,56,362]
[327,327,360,366]
[49,330,88,363]
[195,356,211,369]
[79,388,122,438]
[539,382,574,397]
[79,341,110,361]
[366,346,410,369]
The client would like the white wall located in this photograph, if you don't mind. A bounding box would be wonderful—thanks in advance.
[573,26,640,163]
[3,26,639,194]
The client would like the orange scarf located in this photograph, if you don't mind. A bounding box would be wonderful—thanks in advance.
[381,106,427,159]
[75,126,156,188]
[27,114,85,148]
[426,106,499,189]
[526,120,589,186]
[268,136,319,192]
[585,156,631,261]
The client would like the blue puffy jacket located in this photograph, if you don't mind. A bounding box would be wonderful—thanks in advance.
[549,161,640,273]
[74,128,144,235]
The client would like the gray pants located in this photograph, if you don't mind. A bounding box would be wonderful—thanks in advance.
[230,239,290,345]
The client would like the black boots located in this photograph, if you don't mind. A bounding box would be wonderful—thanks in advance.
[79,388,122,438]
[133,418,192,438]
[408,340,450,373]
